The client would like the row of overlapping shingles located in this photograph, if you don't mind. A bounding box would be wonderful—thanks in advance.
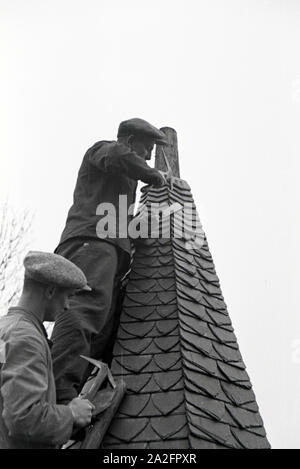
[169,180,270,449]
[102,184,189,448]
[102,180,270,449]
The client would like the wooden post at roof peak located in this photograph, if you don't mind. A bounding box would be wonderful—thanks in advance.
[155,127,180,178]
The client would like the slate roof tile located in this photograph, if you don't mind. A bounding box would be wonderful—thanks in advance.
[155,320,179,335]
[118,322,179,340]
[156,278,176,290]
[189,435,230,449]
[198,269,220,285]
[176,271,201,289]
[209,323,237,345]
[200,294,227,313]
[156,304,179,316]
[153,370,183,392]
[183,369,227,400]
[148,439,189,449]
[114,338,153,355]
[245,426,267,437]
[180,330,218,359]
[241,401,259,413]
[217,362,251,385]
[120,373,153,393]
[187,401,240,429]
[212,342,244,364]
[123,422,158,443]
[122,305,157,321]
[123,292,156,307]
[172,179,191,191]
[112,355,153,374]
[140,375,179,394]
[126,279,161,293]
[102,441,148,449]
[108,417,149,442]
[154,353,181,371]
[152,391,185,415]
[220,381,256,407]
[122,304,178,322]
[156,291,177,304]
[173,219,197,233]
[195,252,214,265]
[113,419,188,444]
[118,394,150,417]
[153,336,180,353]
[131,265,174,279]
[169,191,193,204]
[205,308,233,327]
[187,415,240,449]
[225,403,263,429]
[186,392,226,421]
[116,356,180,376]
[183,350,221,378]
[136,398,184,418]
[119,321,155,338]
[150,415,188,440]
[173,249,194,265]
[179,314,216,341]
[230,427,271,449]
[121,339,179,356]
[173,258,197,276]
[194,256,216,271]
[134,245,173,258]
[134,256,174,268]
[199,280,224,297]
[185,402,220,422]
[188,422,226,446]
[177,299,208,320]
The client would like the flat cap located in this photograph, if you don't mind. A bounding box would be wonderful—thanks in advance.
[117,118,168,145]
[24,251,91,291]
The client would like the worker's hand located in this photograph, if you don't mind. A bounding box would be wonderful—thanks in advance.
[150,170,166,188]
[68,397,95,428]
[160,170,173,184]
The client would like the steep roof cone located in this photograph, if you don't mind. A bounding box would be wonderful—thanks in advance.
[102,128,270,449]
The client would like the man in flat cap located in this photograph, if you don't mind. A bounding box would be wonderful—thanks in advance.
[51,118,167,404]
[0,251,94,449]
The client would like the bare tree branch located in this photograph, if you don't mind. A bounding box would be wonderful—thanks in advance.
[0,202,33,315]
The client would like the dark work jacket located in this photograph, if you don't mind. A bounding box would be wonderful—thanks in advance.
[58,141,160,254]
[0,308,73,449]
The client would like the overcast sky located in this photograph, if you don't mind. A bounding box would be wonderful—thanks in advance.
[1,0,299,448]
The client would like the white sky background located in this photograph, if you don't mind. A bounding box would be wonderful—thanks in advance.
[0,0,299,448]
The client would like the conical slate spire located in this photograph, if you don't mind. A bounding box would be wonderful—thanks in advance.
[102,175,270,449]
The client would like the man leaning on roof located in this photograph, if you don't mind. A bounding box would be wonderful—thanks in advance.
[50,118,168,404]
[0,251,94,449]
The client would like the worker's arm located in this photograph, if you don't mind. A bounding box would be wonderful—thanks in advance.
[88,141,165,186]
[0,327,74,447]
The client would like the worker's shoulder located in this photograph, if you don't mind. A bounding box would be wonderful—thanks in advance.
[0,312,45,346]
[85,140,116,155]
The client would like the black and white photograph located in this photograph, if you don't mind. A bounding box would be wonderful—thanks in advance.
[0,0,298,453]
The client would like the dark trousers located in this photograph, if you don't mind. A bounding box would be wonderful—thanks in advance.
[50,238,130,403]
